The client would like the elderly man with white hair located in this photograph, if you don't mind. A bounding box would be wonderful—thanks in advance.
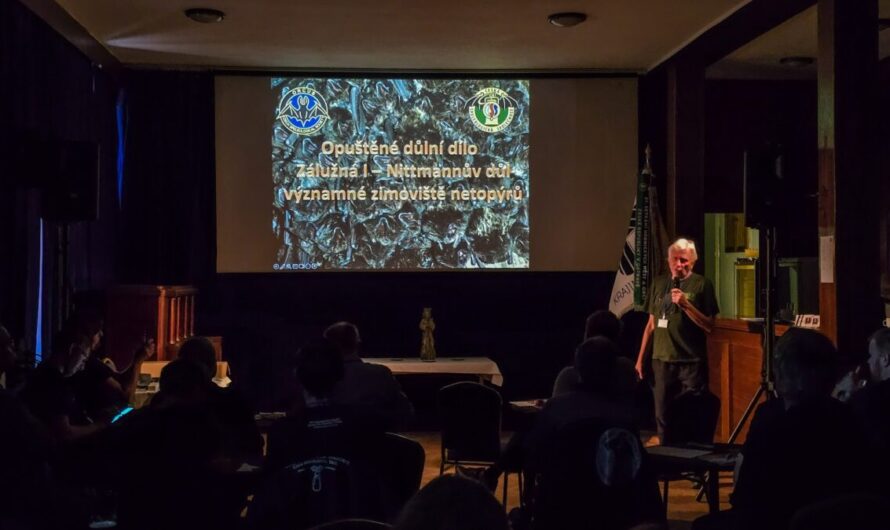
[635,238,719,444]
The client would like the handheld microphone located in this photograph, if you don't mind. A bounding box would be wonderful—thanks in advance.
[672,276,681,308]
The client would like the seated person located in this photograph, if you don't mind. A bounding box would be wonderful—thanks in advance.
[252,339,389,528]
[393,475,508,530]
[324,321,414,430]
[0,325,16,391]
[264,338,383,471]
[0,325,28,393]
[108,359,236,530]
[0,323,56,530]
[178,336,264,466]
[57,309,154,423]
[528,422,664,530]
[552,310,635,402]
[20,325,105,443]
[848,328,890,487]
[727,329,872,530]
[527,337,639,465]
[478,337,638,490]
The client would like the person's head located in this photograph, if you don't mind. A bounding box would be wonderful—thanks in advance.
[157,358,209,404]
[51,327,91,377]
[178,336,217,380]
[68,309,104,354]
[584,310,622,341]
[0,325,16,375]
[575,336,620,394]
[773,328,837,407]
[866,328,890,383]
[296,339,344,398]
[667,238,698,280]
[394,475,509,530]
[322,321,361,358]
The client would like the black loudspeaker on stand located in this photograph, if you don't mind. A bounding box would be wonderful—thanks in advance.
[41,140,101,329]
[729,146,785,443]
[41,141,100,223]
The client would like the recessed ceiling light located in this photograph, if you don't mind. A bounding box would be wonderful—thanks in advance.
[185,8,225,23]
[779,56,815,67]
[548,12,587,28]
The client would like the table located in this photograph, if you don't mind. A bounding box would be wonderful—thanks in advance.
[140,360,230,380]
[134,361,232,408]
[509,399,546,412]
[134,382,159,408]
[365,357,503,386]
[646,444,739,514]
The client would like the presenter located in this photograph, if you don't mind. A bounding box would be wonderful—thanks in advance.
[635,238,719,444]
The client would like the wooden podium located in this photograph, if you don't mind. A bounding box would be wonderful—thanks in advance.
[105,285,220,367]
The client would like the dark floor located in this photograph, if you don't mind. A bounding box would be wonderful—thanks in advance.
[406,431,733,529]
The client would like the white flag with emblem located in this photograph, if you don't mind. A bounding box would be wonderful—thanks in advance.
[609,204,637,317]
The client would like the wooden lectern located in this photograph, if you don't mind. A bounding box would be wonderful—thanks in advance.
[105,285,220,367]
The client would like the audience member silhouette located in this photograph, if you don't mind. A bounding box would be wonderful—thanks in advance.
[20,325,104,443]
[252,339,390,529]
[393,475,508,530]
[0,325,19,391]
[178,335,264,467]
[0,325,32,394]
[109,358,236,530]
[478,336,639,493]
[527,420,664,530]
[324,321,414,430]
[552,310,636,404]
[526,337,639,470]
[723,329,872,530]
[0,323,60,529]
[848,328,890,489]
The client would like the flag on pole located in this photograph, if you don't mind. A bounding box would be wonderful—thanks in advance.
[609,145,670,316]
[608,204,636,317]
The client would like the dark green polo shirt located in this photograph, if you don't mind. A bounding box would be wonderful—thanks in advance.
[646,272,719,362]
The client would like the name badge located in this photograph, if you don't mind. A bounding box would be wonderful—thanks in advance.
[657,318,669,329]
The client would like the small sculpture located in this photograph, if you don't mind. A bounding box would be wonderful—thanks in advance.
[419,307,437,361]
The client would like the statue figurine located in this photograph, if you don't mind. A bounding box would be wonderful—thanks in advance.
[419,307,437,361]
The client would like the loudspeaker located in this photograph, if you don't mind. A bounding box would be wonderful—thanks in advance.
[743,144,787,228]
[41,141,100,222]
[1,129,55,190]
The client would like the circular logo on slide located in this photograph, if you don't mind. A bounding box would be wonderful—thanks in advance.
[277,87,329,135]
[468,87,517,133]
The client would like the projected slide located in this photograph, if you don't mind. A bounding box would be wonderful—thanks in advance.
[272,78,529,271]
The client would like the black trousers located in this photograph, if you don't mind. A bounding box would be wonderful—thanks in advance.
[652,359,707,440]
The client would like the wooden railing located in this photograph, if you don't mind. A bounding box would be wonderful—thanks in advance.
[105,285,201,365]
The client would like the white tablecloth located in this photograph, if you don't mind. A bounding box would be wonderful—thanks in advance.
[364,357,503,386]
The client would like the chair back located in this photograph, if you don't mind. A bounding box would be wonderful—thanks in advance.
[531,418,663,530]
[379,432,426,518]
[437,382,502,464]
[663,390,720,445]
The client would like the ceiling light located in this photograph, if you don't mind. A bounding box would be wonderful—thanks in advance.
[779,56,815,67]
[879,18,890,31]
[548,12,587,28]
[185,8,225,23]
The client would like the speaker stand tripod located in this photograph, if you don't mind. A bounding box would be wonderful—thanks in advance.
[728,225,779,445]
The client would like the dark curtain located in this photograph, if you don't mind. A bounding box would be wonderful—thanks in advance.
[1,0,118,356]
[116,71,216,286]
